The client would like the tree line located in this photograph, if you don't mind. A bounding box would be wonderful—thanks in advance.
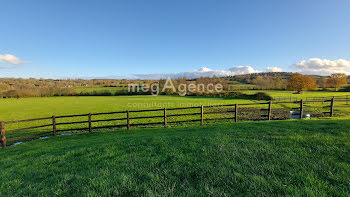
[229,72,348,92]
[286,73,348,93]
[0,73,348,98]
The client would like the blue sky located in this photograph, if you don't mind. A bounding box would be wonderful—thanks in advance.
[1,0,350,79]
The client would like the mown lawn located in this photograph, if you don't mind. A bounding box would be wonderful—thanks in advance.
[0,119,349,196]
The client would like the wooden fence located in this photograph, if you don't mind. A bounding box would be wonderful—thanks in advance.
[1,97,350,149]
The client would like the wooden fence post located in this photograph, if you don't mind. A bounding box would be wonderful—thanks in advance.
[299,99,303,119]
[268,101,272,120]
[164,108,167,128]
[52,115,56,136]
[200,105,204,125]
[88,113,92,132]
[1,122,6,149]
[235,104,238,122]
[127,111,130,130]
[330,97,335,117]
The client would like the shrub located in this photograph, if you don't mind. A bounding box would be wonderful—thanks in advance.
[184,91,271,100]
[250,92,272,100]
[339,86,350,92]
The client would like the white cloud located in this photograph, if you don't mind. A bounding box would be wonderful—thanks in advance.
[132,66,264,79]
[228,66,261,75]
[292,58,350,75]
[0,53,28,69]
[266,66,283,72]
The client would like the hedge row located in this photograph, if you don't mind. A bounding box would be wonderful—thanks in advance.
[1,89,272,100]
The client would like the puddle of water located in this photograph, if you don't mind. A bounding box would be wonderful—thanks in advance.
[11,142,24,146]
[58,133,74,136]
[7,133,76,147]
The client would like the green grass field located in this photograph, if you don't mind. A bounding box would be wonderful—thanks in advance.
[2,91,350,122]
[0,96,265,142]
[75,86,126,93]
[1,93,350,145]
[228,84,256,90]
[0,119,349,196]
[0,95,260,121]
[74,86,350,100]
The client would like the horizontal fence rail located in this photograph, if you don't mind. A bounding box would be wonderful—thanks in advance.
[1,97,350,149]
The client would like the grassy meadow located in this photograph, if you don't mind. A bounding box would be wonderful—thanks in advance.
[1,91,350,145]
[75,86,126,94]
[0,119,349,196]
[1,90,349,196]
[0,95,263,142]
[2,90,350,121]
[75,85,350,99]
[0,95,261,121]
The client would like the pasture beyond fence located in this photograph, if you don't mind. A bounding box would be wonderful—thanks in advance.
[1,97,350,149]
[272,95,350,102]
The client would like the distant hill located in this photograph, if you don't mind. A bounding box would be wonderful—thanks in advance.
[221,72,295,83]
[236,72,294,78]
[220,72,343,84]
